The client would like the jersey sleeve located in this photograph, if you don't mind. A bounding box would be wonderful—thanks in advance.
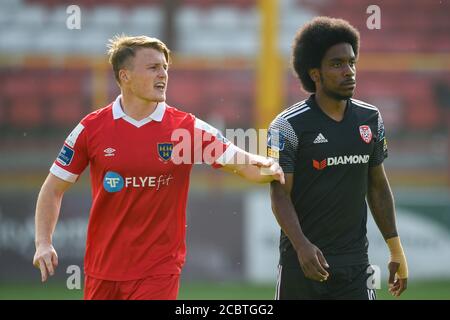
[369,111,388,167]
[193,118,237,168]
[267,116,298,173]
[49,122,89,183]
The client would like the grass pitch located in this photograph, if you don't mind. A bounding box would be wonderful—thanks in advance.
[0,280,449,300]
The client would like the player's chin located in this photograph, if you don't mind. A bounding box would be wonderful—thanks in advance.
[149,92,166,102]
[339,88,355,99]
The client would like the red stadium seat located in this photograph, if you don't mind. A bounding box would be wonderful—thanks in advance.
[45,74,82,96]
[0,98,6,126]
[301,0,449,54]
[3,74,41,98]
[406,98,441,130]
[9,97,44,128]
[49,96,85,126]
[166,71,204,113]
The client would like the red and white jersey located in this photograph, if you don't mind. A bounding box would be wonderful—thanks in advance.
[50,95,237,281]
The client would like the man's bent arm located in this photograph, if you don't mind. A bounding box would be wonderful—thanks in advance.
[270,175,307,250]
[270,175,329,281]
[367,163,408,296]
[367,164,398,239]
[35,173,72,246]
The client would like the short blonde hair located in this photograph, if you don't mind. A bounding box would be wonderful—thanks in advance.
[107,34,171,84]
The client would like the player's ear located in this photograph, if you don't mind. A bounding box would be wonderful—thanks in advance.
[309,68,320,83]
[119,69,130,83]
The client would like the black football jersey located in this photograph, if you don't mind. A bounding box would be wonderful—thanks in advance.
[268,95,388,267]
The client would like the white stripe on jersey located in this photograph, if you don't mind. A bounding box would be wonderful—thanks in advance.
[65,123,84,148]
[351,99,378,111]
[284,107,311,120]
[215,143,238,165]
[367,289,376,300]
[282,100,307,113]
[280,102,308,118]
[50,163,78,183]
[275,265,282,300]
[351,98,377,108]
[194,118,220,137]
[194,117,237,165]
[282,104,308,118]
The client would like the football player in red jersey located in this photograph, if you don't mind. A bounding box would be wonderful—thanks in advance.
[33,35,284,300]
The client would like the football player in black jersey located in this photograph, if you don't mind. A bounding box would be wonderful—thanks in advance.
[269,17,408,300]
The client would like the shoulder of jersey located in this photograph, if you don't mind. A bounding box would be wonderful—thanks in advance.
[164,104,195,122]
[350,98,380,114]
[79,103,113,126]
[277,99,311,121]
[78,103,195,127]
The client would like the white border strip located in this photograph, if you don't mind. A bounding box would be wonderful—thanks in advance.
[352,100,378,111]
[281,103,307,118]
[215,143,239,165]
[285,107,311,120]
[275,264,282,300]
[50,163,78,183]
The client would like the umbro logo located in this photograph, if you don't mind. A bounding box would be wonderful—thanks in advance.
[313,133,328,144]
[104,147,116,157]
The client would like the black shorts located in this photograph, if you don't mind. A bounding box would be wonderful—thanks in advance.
[275,263,377,300]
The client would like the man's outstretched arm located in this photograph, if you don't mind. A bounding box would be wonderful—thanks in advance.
[220,148,285,184]
[367,163,408,297]
[33,173,72,282]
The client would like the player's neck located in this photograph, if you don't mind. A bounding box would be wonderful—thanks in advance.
[314,91,347,122]
[120,93,158,121]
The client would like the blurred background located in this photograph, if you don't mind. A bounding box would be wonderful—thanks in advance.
[0,0,449,300]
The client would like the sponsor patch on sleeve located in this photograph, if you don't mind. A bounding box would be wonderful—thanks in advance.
[57,145,75,166]
[65,123,84,148]
[267,147,279,159]
[267,129,285,151]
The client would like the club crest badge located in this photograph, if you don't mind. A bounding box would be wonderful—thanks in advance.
[359,125,373,144]
[158,143,173,162]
